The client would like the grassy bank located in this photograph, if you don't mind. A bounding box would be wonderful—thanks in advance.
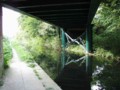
[12,41,34,62]
[12,35,61,79]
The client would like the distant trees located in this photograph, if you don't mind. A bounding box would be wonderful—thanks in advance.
[16,15,61,58]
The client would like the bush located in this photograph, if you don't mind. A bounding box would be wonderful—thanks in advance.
[12,41,34,62]
[66,44,85,56]
[3,37,13,68]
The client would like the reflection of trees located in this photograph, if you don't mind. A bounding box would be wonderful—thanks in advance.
[92,57,120,90]
[36,50,61,80]
[92,1,120,89]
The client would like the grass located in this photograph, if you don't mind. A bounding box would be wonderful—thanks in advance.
[28,63,36,68]
[33,69,42,80]
[12,41,34,62]
[45,88,54,90]
[12,41,43,80]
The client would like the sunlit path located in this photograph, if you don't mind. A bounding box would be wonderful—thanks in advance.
[0,49,61,90]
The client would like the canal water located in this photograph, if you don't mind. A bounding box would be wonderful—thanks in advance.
[36,50,120,90]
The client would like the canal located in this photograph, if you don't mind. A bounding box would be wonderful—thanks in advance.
[36,49,120,90]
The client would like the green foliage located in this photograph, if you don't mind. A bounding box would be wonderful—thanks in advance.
[12,40,34,62]
[35,49,61,79]
[18,15,58,37]
[92,1,120,89]
[18,15,41,37]
[28,63,35,68]
[33,69,42,80]
[93,1,120,59]
[12,14,61,79]
[66,45,85,56]
[3,37,13,68]
[95,48,114,59]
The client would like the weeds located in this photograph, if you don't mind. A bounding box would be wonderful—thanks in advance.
[33,69,42,80]
[3,37,13,68]
[28,63,36,68]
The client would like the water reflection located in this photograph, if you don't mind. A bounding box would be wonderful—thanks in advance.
[60,51,86,70]
[37,49,120,90]
[36,49,61,79]
[56,50,90,90]
[92,57,120,90]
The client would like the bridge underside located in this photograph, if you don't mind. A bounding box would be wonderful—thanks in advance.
[1,0,101,38]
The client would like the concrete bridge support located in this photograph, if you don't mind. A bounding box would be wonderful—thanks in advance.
[0,5,3,84]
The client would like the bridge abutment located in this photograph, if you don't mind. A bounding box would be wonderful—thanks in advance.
[0,4,3,85]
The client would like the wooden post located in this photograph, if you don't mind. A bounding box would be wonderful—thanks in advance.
[0,4,3,85]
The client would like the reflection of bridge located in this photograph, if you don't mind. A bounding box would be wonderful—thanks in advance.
[57,51,91,90]
[0,0,101,90]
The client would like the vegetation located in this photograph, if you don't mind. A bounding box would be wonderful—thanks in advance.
[66,45,85,56]
[33,69,42,80]
[92,56,120,90]
[93,0,120,59]
[11,1,120,89]
[65,1,120,60]
[12,14,61,79]
[12,41,34,63]
[59,1,120,89]
[91,1,120,89]
[3,37,13,68]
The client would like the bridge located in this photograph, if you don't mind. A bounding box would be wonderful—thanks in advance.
[0,0,101,90]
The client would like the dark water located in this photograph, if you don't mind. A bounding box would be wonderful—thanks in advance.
[92,57,120,90]
[37,50,120,90]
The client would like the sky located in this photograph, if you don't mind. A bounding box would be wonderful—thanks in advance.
[3,7,20,38]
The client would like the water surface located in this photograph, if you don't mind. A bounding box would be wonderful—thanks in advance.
[36,50,120,90]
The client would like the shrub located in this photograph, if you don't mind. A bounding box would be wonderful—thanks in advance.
[3,37,13,68]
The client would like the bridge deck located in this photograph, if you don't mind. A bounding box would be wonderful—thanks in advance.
[1,0,101,34]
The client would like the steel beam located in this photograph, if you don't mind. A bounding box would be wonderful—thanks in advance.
[3,0,90,8]
[86,25,93,53]
[86,25,93,74]
[86,24,93,90]
[61,28,66,49]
